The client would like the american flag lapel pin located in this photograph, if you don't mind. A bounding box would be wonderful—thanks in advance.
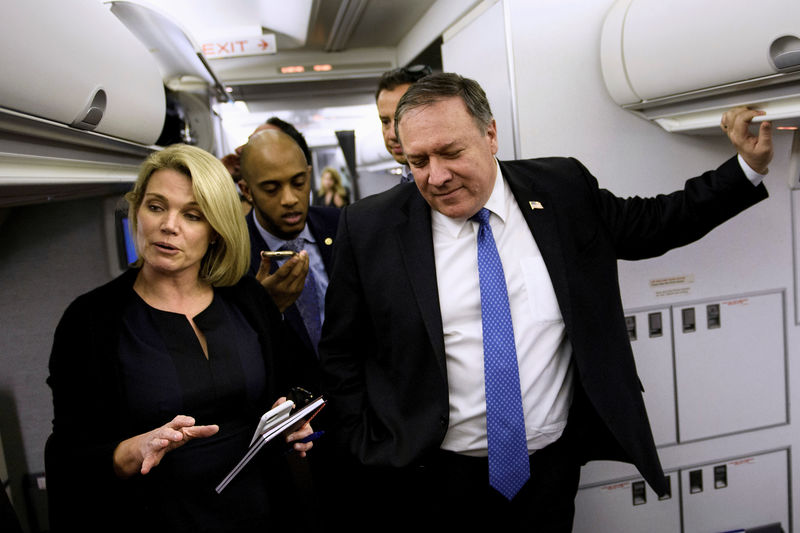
[529,201,544,210]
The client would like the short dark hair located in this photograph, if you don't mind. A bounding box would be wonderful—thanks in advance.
[265,116,312,165]
[394,72,493,140]
[374,64,433,100]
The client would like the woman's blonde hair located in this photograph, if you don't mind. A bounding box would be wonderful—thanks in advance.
[125,144,250,287]
[318,166,347,197]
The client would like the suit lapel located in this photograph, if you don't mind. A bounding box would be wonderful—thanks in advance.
[306,208,337,273]
[246,211,271,276]
[395,192,447,376]
[502,162,574,329]
[246,209,313,349]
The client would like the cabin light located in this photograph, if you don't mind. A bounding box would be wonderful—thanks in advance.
[777,126,799,131]
[280,65,305,74]
[313,64,333,72]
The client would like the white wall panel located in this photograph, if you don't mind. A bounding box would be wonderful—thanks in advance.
[626,307,677,446]
[574,472,681,533]
[673,293,787,442]
[576,451,790,532]
[441,1,517,160]
[681,450,790,532]
[504,0,799,525]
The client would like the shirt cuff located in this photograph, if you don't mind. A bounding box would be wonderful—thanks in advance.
[738,154,766,186]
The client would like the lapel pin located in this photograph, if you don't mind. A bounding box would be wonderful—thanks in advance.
[529,201,544,210]
[324,237,333,246]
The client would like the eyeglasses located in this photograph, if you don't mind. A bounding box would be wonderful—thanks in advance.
[400,64,432,81]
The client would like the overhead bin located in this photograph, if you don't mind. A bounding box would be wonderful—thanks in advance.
[0,0,166,145]
[600,0,800,133]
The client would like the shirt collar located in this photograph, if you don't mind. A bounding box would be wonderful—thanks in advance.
[432,159,506,238]
[251,209,314,251]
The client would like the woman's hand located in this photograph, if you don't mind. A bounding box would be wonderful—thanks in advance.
[272,397,314,457]
[112,415,219,478]
[286,421,314,457]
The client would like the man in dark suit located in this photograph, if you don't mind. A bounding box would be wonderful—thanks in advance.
[238,128,340,528]
[239,128,339,389]
[319,73,773,529]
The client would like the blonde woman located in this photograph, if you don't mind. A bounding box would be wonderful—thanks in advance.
[314,166,350,208]
[47,144,312,532]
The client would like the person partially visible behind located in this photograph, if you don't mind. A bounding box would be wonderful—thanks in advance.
[313,167,350,208]
[221,117,313,216]
[220,153,252,215]
[264,116,313,166]
[46,144,314,533]
[375,64,432,183]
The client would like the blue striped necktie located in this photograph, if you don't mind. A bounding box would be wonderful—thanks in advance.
[282,238,321,355]
[470,207,530,500]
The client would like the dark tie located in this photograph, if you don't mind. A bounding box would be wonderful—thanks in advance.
[399,168,414,184]
[470,207,530,500]
[282,238,322,355]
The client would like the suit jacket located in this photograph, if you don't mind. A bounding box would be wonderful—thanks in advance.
[319,155,768,495]
[246,206,339,392]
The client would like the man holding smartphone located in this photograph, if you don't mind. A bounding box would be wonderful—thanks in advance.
[239,129,339,374]
[238,127,341,528]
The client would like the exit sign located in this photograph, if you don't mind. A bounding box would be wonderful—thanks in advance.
[201,34,277,59]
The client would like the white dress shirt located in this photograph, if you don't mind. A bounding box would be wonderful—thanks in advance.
[434,156,761,457]
[435,160,573,456]
[738,154,766,186]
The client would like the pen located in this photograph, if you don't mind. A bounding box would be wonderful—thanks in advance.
[285,431,325,455]
[296,430,325,444]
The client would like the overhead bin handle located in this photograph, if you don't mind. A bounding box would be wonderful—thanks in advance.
[774,50,800,69]
[770,35,800,70]
[70,87,107,131]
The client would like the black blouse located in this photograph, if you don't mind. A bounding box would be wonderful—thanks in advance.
[116,292,281,531]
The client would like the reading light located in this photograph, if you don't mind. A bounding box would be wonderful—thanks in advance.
[280,65,305,74]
